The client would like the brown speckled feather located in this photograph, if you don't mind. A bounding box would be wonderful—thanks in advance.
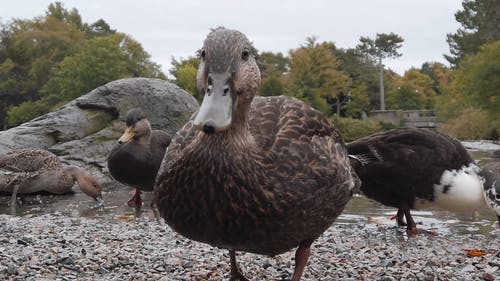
[0,148,61,172]
[153,28,359,263]
[0,148,103,200]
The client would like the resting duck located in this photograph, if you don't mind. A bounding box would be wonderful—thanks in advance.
[107,108,171,208]
[347,127,500,234]
[153,28,359,281]
[0,148,104,205]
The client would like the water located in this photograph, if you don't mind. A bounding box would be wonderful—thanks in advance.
[1,142,499,236]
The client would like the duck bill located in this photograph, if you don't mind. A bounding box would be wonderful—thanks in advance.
[118,127,134,143]
[194,73,233,134]
[95,196,105,206]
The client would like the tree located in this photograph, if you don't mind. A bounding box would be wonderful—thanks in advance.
[445,0,500,66]
[419,62,451,96]
[169,56,200,99]
[356,33,404,110]
[7,33,165,126]
[288,37,351,116]
[0,16,85,127]
[257,52,288,97]
[386,69,437,110]
[443,41,500,118]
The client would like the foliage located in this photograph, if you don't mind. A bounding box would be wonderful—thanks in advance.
[169,56,200,99]
[437,41,500,120]
[260,76,285,97]
[7,100,50,126]
[334,47,379,108]
[37,33,164,107]
[287,37,351,116]
[330,116,382,142]
[357,33,404,60]
[343,82,371,118]
[439,107,496,140]
[445,0,500,66]
[1,2,165,127]
[419,62,451,95]
[258,51,289,77]
[386,69,437,110]
[0,15,85,127]
[356,33,404,110]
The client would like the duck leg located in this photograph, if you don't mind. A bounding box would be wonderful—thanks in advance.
[127,188,142,208]
[401,203,418,235]
[10,185,19,206]
[291,240,313,281]
[229,250,248,281]
[390,208,407,226]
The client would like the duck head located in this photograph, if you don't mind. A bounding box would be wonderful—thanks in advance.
[194,28,261,135]
[118,108,152,144]
[481,162,500,225]
[66,165,104,206]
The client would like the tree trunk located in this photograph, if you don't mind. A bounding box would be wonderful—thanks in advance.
[378,57,385,110]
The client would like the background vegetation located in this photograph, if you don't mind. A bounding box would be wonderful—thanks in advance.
[1,0,498,140]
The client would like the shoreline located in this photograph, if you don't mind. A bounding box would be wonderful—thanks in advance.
[1,213,498,280]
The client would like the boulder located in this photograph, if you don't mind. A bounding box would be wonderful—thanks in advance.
[0,78,199,188]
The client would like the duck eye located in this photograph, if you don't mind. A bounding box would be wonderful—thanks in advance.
[242,49,249,60]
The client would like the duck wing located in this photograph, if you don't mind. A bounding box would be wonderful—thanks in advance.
[0,148,61,172]
[249,96,359,194]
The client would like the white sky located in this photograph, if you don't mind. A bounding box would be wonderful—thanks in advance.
[1,0,463,76]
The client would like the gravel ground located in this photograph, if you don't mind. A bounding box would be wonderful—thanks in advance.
[0,212,499,281]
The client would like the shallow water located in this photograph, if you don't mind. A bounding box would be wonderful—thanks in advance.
[1,142,499,236]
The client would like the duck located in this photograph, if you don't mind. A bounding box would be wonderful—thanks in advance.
[0,148,104,205]
[107,108,171,209]
[481,157,500,224]
[153,28,359,281]
[347,127,500,234]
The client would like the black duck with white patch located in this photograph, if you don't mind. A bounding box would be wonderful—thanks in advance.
[153,28,359,281]
[348,127,500,233]
[107,108,171,208]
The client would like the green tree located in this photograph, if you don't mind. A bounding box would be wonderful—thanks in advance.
[288,37,351,116]
[443,41,500,118]
[445,0,500,66]
[257,52,288,97]
[258,51,289,77]
[419,62,451,95]
[0,16,85,127]
[7,33,165,126]
[356,33,404,110]
[386,69,437,110]
[169,56,200,99]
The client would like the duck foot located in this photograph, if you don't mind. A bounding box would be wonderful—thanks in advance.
[127,189,142,208]
[406,226,419,235]
[229,250,248,281]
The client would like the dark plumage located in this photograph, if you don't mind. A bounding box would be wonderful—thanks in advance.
[348,127,500,233]
[0,148,103,205]
[107,108,171,208]
[481,161,500,224]
[153,28,359,280]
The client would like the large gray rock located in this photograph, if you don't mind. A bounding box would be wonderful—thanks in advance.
[0,78,199,188]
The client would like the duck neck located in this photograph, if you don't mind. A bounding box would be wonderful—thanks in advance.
[64,165,87,183]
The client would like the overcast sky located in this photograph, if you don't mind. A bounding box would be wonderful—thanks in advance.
[1,0,463,76]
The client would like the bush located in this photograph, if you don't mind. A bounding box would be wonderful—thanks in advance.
[330,116,382,142]
[439,107,497,140]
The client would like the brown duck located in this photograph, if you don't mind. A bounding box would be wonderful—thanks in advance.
[0,148,103,205]
[107,108,171,208]
[154,28,359,281]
